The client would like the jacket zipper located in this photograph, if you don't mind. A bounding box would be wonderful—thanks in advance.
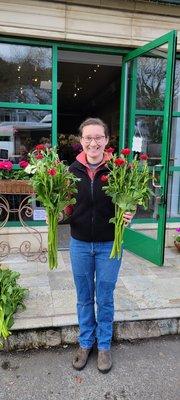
[90,177,94,241]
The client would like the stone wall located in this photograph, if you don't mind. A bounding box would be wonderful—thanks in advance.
[0,0,179,49]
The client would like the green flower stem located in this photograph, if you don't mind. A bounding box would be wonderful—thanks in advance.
[47,210,58,269]
[110,207,125,259]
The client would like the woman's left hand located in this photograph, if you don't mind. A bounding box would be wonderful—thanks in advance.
[123,212,135,226]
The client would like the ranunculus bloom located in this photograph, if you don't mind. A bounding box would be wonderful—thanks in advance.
[47,168,57,176]
[2,161,13,170]
[19,160,29,168]
[35,153,44,160]
[35,144,46,151]
[140,153,148,161]
[100,174,109,182]
[121,148,131,156]
[106,147,115,154]
[176,228,180,232]
[64,204,74,216]
[114,158,125,166]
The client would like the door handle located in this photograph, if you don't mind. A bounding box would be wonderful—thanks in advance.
[152,164,163,188]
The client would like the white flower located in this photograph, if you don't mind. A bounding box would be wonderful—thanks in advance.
[25,165,37,174]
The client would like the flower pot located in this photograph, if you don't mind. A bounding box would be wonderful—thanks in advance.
[174,240,180,251]
[0,180,34,194]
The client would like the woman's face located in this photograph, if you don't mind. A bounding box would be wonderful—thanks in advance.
[80,124,108,163]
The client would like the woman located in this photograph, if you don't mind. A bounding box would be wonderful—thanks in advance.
[67,117,134,373]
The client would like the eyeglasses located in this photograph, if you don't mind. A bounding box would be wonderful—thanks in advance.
[82,136,106,144]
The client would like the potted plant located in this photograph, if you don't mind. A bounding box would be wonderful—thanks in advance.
[0,160,33,194]
[174,228,180,251]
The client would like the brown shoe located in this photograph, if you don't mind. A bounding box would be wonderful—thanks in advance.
[97,350,112,373]
[72,347,92,370]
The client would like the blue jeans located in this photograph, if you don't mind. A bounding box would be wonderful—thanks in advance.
[70,237,122,350]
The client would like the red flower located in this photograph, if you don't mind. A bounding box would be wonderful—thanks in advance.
[114,158,125,166]
[100,174,109,183]
[0,160,13,170]
[47,168,57,176]
[35,144,46,151]
[19,160,29,168]
[35,153,44,160]
[121,148,131,156]
[106,147,115,154]
[140,153,148,161]
[64,205,74,216]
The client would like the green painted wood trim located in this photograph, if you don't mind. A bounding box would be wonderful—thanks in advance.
[123,228,163,265]
[0,35,55,47]
[158,30,177,261]
[58,42,128,55]
[119,62,127,150]
[128,59,137,153]
[52,44,58,146]
[124,31,176,62]
[0,102,52,110]
[172,111,180,117]
[5,221,46,227]
[135,109,164,116]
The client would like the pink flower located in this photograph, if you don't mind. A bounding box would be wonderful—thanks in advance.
[106,147,115,154]
[19,160,29,168]
[47,168,57,176]
[121,148,131,156]
[35,144,46,151]
[35,153,44,160]
[0,161,13,170]
[114,158,125,166]
[140,153,148,161]
[100,174,109,182]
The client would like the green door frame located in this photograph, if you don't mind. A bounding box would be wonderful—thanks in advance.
[119,30,177,266]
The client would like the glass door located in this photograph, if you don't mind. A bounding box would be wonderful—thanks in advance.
[120,31,177,266]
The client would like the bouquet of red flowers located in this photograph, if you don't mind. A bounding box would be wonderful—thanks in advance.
[25,145,79,269]
[101,148,152,259]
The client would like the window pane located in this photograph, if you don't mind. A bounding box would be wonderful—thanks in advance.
[0,43,52,104]
[167,171,180,218]
[136,46,168,110]
[173,59,180,112]
[170,117,180,166]
[134,115,163,166]
[0,109,51,162]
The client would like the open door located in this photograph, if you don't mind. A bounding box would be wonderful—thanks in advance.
[120,31,177,266]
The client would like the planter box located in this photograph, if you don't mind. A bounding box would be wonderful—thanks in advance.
[0,180,34,194]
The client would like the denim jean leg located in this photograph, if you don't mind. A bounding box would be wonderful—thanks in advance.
[95,241,122,350]
[70,238,96,349]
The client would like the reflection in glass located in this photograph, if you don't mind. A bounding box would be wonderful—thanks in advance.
[170,117,180,166]
[173,60,180,112]
[0,43,52,104]
[167,172,180,218]
[0,109,51,162]
[136,56,167,110]
[134,116,163,165]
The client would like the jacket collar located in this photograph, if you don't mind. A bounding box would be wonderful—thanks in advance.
[76,150,111,169]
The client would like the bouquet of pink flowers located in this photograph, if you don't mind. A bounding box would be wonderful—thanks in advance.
[25,145,79,269]
[101,148,152,259]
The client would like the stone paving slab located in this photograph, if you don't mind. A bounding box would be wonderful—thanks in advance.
[1,247,179,332]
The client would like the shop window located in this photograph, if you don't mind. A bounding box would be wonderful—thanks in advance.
[0,109,52,163]
[0,43,52,104]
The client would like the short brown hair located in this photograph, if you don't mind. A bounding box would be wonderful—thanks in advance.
[79,118,109,138]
